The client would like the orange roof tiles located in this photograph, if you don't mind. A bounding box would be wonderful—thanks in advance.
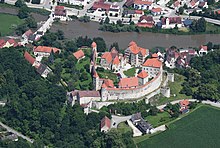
[91,41,97,48]
[180,100,189,107]
[100,116,111,129]
[113,56,120,65]
[93,70,99,78]
[152,53,158,58]
[34,46,60,53]
[73,49,85,60]
[128,41,147,56]
[0,39,5,48]
[143,58,162,68]
[24,51,35,65]
[137,70,148,78]
[118,77,139,88]
[200,45,208,51]
[134,0,152,5]
[151,8,162,13]
[101,52,113,64]
[102,79,114,88]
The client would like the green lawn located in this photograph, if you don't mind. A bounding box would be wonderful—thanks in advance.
[117,122,132,134]
[145,112,172,127]
[0,13,24,36]
[156,74,191,105]
[123,67,136,77]
[137,105,220,148]
[98,70,118,85]
[206,22,220,33]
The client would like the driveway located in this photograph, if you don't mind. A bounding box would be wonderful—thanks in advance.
[111,115,132,128]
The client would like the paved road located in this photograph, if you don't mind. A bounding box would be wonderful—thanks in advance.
[181,15,220,25]
[0,122,34,143]
[111,115,132,128]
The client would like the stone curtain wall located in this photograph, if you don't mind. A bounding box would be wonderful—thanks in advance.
[102,72,163,101]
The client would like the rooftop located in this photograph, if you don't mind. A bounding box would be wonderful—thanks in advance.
[143,58,162,68]
[118,77,139,88]
[73,49,85,60]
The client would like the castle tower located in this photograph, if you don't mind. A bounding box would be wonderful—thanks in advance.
[137,70,149,85]
[93,70,100,91]
[91,41,97,64]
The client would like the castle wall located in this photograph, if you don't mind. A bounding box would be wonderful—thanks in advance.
[101,72,162,101]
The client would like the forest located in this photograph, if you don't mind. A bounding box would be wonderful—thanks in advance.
[0,48,134,147]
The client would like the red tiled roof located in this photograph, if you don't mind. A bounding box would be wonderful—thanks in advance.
[137,70,148,78]
[135,10,144,14]
[128,41,147,56]
[152,53,158,58]
[92,2,111,11]
[174,1,180,7]
[151,8,162,13]
[78,91,100,98]
[180,99,189,107]
[93,70,99,78]
[137,22,154,28]
[73,49,85,60]
[24,29,33,37]
[102,79,114,88]
[134,0,152,5]
[112,55,120,65]
[139,15,154,22]
[143,58,162,68]
[55,6,66,16]
[91,41,97,48]
[101,52,112,63]
[7,39,18,47]
[161,17,182,25]
[0,39,5,48]
[200,45,208,51]
[24,51,35,65]
[118,77,139,88]
[34,46,60,53]
[101,116,111,129]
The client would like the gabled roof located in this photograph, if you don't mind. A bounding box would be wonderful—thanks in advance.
[137,70,148,78]
[101,52,112,63]
[34,46,60,53]
[73,49,85,60]
[133,0,152,5]
[118,77,139,88]
[161,17,182,25]
[151,8,162,13]
[0,39,5,48]
[179,99,189,107]
[92,2,111,11]
[152,53,158,58]
[24,29,33,37]
[101,116,111,129]
[112,55,120,65]
[7,39,18,47]
[78,91,100,98]
[128,41,147,56]
[55,6,66,16]
[199,45,208,51]
[139,15,154,22]
[102,79,114,88]
[24,51,35,65]
[143,58,162,68]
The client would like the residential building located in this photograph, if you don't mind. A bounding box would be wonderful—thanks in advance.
[73,49,85,61]
[137,15,155,28]
[165,47,179,68]
[54,6,67,21]
[125,41,149,67]
[199,45,208,56]
[125,0,153,10]
[22,29,33,40]
[2,39,18,48]
[33,46,61,58]
[179,99,190,114]
[161,17,182,29]
[151,7,162,16]
[100,116,111,132]
[109,5,120,17]
[24,51,39,67]
[123,9,144,18]
[91,2,120,16]
[142,58,162,78]
[137,70,149,85]
[58,0,90,6]
[36,64,52,78]
[0,39,6,48]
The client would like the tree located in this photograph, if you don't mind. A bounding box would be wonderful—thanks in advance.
[18,6,30,19]
[178,7,184,15]
[104,17,110,24]
[0,0,5,3]
[56,30,64,40]
[197,17,206,32]
[206,42,213,50]
[207,0,215,5]
[15,0,25,7]
[110,42,120,51]
[116,19,123,27]
[194,84,219,101]
[93,37,106,52]
[26,16,37,28]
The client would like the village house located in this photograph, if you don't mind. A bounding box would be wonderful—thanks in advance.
[125,0,153,10]
[176,49,197,68]
[22,29,33,41]
[91,2,120,17]
[36,64,52,78]
[165,47,179,68]
[130,113,153,134]
[151,7,162,16]
[0,39,6,48]
[100,116,111,132]
[24,51,40,68]
[123,9,144,18]
[125,41,149,67]
[189,0,199,8]
[73,49,85,61]
[100,47,125,71]
[179,99,190,114]
[0,39,19,48]
[199,45,208,56]
[137,70,149,85]
[54,6,67,21]
[142,58,162,78]
[172,0,181,10]
[33,46,61,58]
[137,15,155,28]
[161,17,182,29]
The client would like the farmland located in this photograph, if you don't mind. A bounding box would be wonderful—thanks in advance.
[137,105,220,148]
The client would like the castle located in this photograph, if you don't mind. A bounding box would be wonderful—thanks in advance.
[90,41,163,101]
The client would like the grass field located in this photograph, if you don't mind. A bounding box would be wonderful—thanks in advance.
[117,122,132,134]
[0,13,24,36]
[123,67,136,77]
[137,105,220,148]
[145,112,172,127]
